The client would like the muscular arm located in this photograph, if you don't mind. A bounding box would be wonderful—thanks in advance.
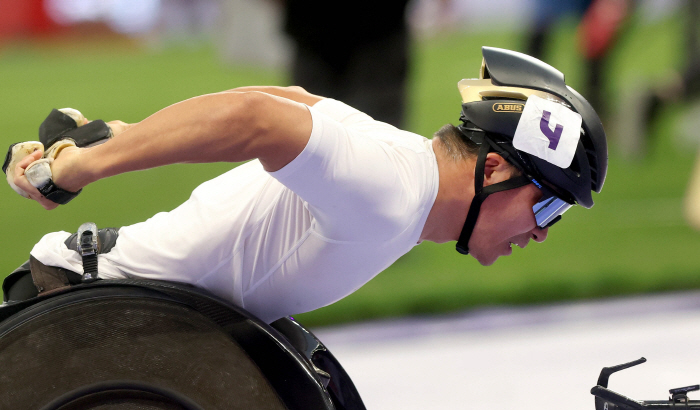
[14,88,315,209]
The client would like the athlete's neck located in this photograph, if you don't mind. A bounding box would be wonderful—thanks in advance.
[419,139,476,244]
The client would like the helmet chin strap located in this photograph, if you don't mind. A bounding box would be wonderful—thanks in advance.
[455,140,531,255]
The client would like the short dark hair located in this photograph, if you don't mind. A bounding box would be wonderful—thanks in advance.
[433,124,479,161]
[434,124,521,177]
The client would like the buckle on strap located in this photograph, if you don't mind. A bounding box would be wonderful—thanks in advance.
[77,222,99,282]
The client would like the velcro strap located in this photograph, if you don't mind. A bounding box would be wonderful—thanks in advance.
[37,179,82,205]
[39,109,79,147]
[39,109,112,148]
[61,120,112,147]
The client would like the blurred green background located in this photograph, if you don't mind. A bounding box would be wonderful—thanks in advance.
[1,6,699,327]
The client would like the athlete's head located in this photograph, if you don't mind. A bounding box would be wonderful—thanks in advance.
[446,46,608,263]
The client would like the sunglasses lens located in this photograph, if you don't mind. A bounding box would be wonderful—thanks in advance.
[532,196,572,228]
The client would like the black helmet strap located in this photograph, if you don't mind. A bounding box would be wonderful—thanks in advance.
[455,140,531,255]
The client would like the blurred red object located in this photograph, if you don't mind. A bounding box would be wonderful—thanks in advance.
[0,0,61,39]
[578,0,632,60]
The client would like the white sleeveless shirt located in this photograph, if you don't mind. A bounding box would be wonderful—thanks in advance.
[31,99,439,323]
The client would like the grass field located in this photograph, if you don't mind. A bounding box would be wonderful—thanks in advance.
[1,15,698,327]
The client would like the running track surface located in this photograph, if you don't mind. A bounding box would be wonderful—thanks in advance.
[313,291,700,410]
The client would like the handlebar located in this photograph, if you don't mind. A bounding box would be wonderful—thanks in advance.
[591,358,700,410]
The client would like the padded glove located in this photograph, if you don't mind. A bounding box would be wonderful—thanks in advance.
[2,108,113,204]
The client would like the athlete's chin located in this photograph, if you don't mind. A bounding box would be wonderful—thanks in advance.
[472,252,499,266]
[473,247,511,266]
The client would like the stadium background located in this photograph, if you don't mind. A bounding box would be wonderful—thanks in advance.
[0,0,697,327]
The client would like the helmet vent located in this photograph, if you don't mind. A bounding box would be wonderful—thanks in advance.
[583,137,599,190]
[569,154,581,177]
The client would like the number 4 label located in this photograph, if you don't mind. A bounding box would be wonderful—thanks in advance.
[513,95,582,168]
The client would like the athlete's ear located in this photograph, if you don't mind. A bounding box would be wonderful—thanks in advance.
[483,153,517,186]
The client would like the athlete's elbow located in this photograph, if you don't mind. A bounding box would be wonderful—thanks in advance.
[216,92,260,133]
[239,93,278,139]
[219,92,276,157]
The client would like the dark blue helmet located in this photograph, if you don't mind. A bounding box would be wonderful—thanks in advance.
[458,46,608,208]
[454,47,608,255]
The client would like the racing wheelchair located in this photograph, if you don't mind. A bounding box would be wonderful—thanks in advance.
[591,358,700,410]
[0,257,366,409]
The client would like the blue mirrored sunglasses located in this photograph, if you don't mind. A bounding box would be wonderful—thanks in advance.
[532,185,573,229]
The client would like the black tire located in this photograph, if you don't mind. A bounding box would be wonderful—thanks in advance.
[0,282,333,409]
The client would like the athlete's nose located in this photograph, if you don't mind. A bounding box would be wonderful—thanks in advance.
[532,226,548,243]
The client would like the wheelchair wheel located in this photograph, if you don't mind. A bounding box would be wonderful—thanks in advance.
[38,381,205,409]
[0,282,330,409]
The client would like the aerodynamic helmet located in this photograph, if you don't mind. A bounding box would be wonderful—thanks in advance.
[454,46,608,255]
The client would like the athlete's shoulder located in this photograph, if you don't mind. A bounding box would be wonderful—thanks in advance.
[310,98,373,125]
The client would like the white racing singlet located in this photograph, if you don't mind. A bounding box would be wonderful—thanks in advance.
[31,98,439,323]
